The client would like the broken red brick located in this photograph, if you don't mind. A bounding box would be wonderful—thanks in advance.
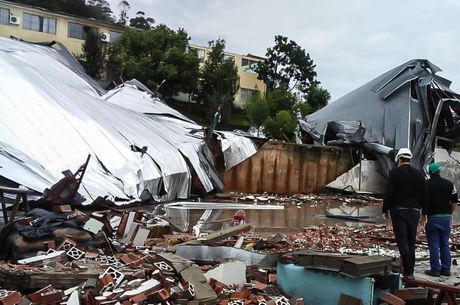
[27,286,53,303]
[43,241,55,250]
[252,281,267,291]
[96,274,114,293]
[40,290,64,304]
[129,293,147,304]
[0,291,21,305]
[268,274,277,283]
[379,293,405,305]
[231,288,250,300]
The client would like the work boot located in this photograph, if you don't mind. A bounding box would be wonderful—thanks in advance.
[424,270,440,277]
[440,270,451,276]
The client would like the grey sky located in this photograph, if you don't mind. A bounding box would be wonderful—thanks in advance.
[108,0,460,100]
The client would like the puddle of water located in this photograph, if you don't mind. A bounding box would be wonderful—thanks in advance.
[182,203,385,232]
[168,203,460,232]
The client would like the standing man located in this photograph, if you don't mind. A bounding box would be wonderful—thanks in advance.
[382,148,427,279]
[424,162,458,277]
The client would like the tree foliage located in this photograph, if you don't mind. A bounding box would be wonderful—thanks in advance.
[244,93,269,135]
[129,11,155,30]
[306,85,331,112]
[244,35,331,141]
[10,0,114,23]
[197,39,239,123]
[108,25,199,98]
[117,0,130,26]
[79,28,104,80]
[255,35,320,95]
[264,110,297,141]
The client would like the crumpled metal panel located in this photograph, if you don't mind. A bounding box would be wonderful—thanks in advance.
[102,84,193,123]
[300,59,460,175]
[176,245,267,266]
[103,89,221,193]
[216,131,257,170]
[0,38,255,203]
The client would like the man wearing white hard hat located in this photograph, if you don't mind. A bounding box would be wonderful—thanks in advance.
[382,148,427,280]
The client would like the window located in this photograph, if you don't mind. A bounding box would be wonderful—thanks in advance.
[196,49,205,62]
[0,8,9,25]
[68,22,97,40]
[240,88,258,102]
[23,13,56,34]
[109,31,121,43]
[241,58,258,73]
[68,22,85,39]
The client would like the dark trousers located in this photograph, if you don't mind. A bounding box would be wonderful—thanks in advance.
[425,216,452,272]
[390,208,420,276]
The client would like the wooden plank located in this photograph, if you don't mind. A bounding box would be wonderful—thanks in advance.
[200,224,251,245]
[379,293,405,305]
[403,277,460,293]
[338,293,363,305]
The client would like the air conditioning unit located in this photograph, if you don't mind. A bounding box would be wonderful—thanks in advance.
[100,32,111,43]
[9,15,20,25]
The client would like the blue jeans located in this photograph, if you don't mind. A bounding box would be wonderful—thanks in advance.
[425,216,452,272]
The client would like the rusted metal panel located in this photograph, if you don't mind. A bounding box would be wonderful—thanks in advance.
[223,142,356,195]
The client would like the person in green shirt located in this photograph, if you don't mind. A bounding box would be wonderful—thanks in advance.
[424,162,458,277]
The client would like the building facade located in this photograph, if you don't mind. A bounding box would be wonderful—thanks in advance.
[190,43,266,107]
[0,0,123,55]
[0,1,266,107]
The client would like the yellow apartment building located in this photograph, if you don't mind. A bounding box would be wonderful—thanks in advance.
[0,1,266,107]
[190,43,266,108]
[0,0,123,56]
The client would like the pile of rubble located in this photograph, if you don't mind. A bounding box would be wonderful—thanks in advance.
[0,207,291,305]
[216,192,382,207]
[0,247,291,305]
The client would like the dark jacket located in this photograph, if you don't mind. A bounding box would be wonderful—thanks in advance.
[426,175,458,216]
[383,163,427,214]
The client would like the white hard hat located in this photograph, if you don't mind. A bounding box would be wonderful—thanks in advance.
[395,148,412,162]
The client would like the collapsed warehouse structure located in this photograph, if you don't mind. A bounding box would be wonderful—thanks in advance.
[0,37,257,205]
[300,59,460,191]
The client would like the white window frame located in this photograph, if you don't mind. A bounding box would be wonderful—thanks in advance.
[240,88,258,102]
[23,13,56,34]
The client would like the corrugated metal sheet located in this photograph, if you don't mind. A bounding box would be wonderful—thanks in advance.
[223,142,356,195]
[0,37,255,204]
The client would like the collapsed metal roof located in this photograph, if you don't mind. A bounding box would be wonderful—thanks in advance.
[300,59,460,175]
[0,37,256,204]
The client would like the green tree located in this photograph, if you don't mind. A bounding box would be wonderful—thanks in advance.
[197,39,239,123]
[117,0,130,26]
[244,92,269,136]
[109,26,199,97]
[129,11,155,30]
[306,85,331,111]
[243,35,331,141]
[264,110,297,141]
[11,0,114,22]
[87,0,114,23]
[255,35,319,95]
[265,89,297,116]
[79,28,104,80]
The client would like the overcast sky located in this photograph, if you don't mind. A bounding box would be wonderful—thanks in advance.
[107,0,460,100]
